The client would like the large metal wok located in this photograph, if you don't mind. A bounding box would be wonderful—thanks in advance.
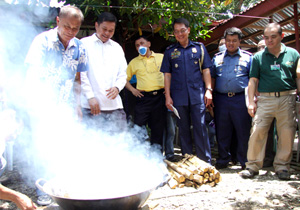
[36,175,168,210]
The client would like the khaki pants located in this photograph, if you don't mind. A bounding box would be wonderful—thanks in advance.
[246,94,296,172]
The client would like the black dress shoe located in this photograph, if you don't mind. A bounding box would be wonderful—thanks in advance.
[166,156,177,162]
[240,168,259,179]
[215,163,228,170]
[231,160,238,165]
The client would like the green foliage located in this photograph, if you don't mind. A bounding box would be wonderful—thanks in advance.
[211,0,262,20]
[65,0,214,43]
[65,0,261,44]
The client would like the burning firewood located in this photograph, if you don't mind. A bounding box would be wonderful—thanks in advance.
[164,155,221,189]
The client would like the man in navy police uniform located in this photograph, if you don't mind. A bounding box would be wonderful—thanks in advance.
[211,27,252,169]
[160,18,213,163]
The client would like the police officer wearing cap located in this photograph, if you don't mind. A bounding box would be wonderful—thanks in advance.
[211,27,252,169]
[160,18,213,163]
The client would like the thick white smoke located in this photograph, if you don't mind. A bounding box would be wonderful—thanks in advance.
[0,1,167,199]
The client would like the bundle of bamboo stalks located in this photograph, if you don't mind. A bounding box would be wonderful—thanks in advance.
[164,154,221,189]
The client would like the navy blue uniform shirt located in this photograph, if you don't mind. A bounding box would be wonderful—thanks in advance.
[211,48,252,93]
[160,41,212,106]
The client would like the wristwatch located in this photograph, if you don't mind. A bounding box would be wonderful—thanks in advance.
[206,88,213,92]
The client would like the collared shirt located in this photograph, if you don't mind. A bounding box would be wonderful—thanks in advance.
[126,51,164,91]
[80,34,127,110]
[25,27,88,103]
[250,43,299,92]
[211,48,252,93]
[160,41,212,106]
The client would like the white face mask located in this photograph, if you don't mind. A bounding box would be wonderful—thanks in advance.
[218,44,226,52]
[138,46,147,56]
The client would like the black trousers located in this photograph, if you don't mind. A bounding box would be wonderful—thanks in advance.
[134,92,166,147]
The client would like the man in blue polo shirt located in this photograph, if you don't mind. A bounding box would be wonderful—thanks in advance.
[160,18,213,163]
[25,5,88,205]
[25,5,88,115]
[241,23,300,180]
[211,27,252,170]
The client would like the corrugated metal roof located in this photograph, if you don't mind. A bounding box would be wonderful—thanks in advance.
[206,0,300,55]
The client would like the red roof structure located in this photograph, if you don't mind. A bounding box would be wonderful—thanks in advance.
[202,0,300,56]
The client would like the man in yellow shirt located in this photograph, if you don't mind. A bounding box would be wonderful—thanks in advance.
[126,36,166,148]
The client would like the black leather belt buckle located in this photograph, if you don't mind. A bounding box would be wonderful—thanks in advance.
[228,92,235,97]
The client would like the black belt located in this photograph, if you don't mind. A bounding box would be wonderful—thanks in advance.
[216,91,244,97]
[142,89,164,96]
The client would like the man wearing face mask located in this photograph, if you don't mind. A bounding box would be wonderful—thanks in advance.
[218,37,226,52]
[126,36,166,148]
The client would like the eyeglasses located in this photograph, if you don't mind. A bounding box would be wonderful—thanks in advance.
[174,28,188,35]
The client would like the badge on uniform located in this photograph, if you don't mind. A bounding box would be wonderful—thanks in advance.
[171,49,181,59]
[218,59,224,65]
[192,48,197,53]
[286,61,293,66]
[270,64,280,71]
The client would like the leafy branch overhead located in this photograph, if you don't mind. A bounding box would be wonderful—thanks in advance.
[67,0,262,44]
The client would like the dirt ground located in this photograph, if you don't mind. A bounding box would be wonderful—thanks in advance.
[149,166,300,210]
[1,147,300,210]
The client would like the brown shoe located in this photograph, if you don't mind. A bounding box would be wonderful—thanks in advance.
[240,168,259,179]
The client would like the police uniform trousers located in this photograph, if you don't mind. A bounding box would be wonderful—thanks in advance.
[134,89,166,147]
[214,93,251,167]
[176,100,211,163]
[246,94,296,172]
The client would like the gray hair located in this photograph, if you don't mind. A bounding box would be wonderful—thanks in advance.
[59,5,84,23]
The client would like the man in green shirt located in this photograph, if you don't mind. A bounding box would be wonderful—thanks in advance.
[241,23,300,180]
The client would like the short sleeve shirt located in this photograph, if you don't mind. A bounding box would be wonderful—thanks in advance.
[211,48,252,93]
[250,44,299,92]
[127,52,164,91]
[160,41,212,106]
[25,27,88,103]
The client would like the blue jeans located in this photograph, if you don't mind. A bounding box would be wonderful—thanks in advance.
[163,111,176,159]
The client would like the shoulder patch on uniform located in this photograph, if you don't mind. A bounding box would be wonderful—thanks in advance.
[241,50,253,56]
[214,51,223,56]
[193,41,203,46]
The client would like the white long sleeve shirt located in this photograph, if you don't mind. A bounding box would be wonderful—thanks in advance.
[80,34,127,111]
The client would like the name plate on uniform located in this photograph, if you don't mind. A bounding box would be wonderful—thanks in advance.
[270,64,280,71]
